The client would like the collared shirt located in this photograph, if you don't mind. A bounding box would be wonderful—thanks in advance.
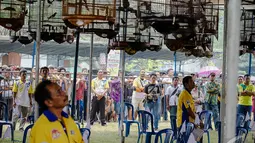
[132,77,148,99]
[30,110,83,143]
[205,81,220,105]
[12,80,33,107]
[177,89,195,128]
[91,77,109,96]
[238,83,255,106]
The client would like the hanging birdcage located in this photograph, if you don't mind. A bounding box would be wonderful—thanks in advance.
[28,0,75,44]
[240,9,255,56]
[0,0,27,31]
[62,0,117,28]
[108,1,163,55]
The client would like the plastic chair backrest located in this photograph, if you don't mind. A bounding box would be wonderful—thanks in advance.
[124,102,135,120]
[154,128,173,143]
[186,123,195,138]
[80,128,91,139]
[236,113,245,127]
[199,110,213,130]
[138,110,154,133]
[244,119,251,130]
[23,124,33,143]
[0,101,8,121]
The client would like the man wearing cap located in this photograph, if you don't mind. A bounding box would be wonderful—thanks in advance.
[12,69,33,131]
[205,72,220,130]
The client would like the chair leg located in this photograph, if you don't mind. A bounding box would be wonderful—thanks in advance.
[125,123,131,137]
[159,134,162,143]
[207,131,210,143]
[137,133,141,143]
[0,125,2,138]
[145,134,152,143]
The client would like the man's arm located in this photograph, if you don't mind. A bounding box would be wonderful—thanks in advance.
[12,82,18,107]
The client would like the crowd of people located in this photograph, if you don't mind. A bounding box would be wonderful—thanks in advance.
[0,64,255,141]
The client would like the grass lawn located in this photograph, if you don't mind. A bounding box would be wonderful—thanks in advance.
[0,121,254,143]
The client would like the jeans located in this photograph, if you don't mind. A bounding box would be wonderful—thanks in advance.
[237,105,252,118]
[113,101,120,115]
[170,116,177,138]
[145,98,161,129]
[205,102,219,130]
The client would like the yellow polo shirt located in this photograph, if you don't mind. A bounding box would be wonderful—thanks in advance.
[177,89,195,128]
[238,83,255,106]
[30,110,83,143]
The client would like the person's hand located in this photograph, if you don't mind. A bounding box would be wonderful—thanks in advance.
[167,105,170,111]
[13,102,16,108]
[97,95,103,100]
[195,100,201,104]
[200,122,204,129]
[30,100,33,106]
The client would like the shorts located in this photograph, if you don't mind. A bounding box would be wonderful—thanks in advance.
[132,97,145,111]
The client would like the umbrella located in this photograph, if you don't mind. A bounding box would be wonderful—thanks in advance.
[198,66,221,77]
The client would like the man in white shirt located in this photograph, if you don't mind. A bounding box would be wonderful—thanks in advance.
[166,76,182,138]
[162,68,174,120]
[12,70,33,131]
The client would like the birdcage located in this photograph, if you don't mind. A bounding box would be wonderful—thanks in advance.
[62,0,117,28]
[28,0,74,44]
[0,0,27,31]
[240,9,255,55]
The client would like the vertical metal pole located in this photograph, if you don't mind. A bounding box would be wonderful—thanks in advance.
[71,30,80,118]
[174,52,177,76]
[224,0,241,142]
[220,1,227,142]
[34,0,42,121]
[120,51,125,143]
[86,31,93,143]
[32,41,36,68]
[249,53,252,75]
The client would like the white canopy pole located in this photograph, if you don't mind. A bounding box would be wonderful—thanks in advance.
[224,0,241,142]
[120,50,125,143]
[34,0,42,121]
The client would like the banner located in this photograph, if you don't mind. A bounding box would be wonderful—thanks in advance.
[107,50,120,77]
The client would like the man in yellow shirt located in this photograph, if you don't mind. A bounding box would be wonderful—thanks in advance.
[30,80,83,143]
[238,74,255,117]
[132,69,148,119]
[177,76,196,128]
[90,70,109,126]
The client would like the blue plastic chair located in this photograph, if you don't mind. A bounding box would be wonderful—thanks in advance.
[236,127,248,143]
[244,119,251,131]
[80,128,91,140]
[119,103,140,137]
[28,115,34,124]
[236,113,245,127]
[0,101,14,141]
[199,110,213,143]
[137,110,157,143]
[22,124,33,143]
[177,122,195,143]
[154,128,173,143]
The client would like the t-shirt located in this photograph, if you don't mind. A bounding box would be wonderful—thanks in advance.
[166,86,182,106]
[30,110,83,143]
[12,80,33,107]
[205,81,220,105]
[132,77,148,99]
[162,77,172,95]
[238,83,255,106]
[0,79,13,99]
[177,89,195,128]
[144,83,160,102]
[91,78,109,96]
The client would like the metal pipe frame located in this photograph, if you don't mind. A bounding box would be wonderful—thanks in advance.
[71,31,80,118]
